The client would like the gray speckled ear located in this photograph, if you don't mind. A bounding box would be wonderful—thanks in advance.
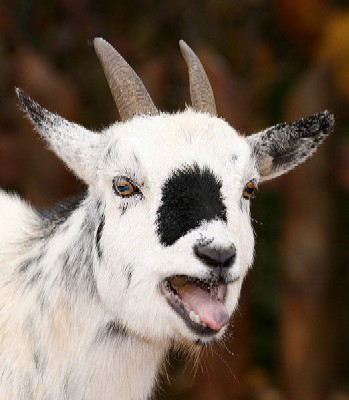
[16,88,104,184]
[247,111,335,182]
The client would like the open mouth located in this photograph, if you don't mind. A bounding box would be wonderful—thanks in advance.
[160,275,230,336]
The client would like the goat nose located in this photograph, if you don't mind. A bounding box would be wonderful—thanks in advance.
[194,243,236,268]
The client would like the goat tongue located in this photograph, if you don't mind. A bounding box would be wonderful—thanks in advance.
[178,283,229,331]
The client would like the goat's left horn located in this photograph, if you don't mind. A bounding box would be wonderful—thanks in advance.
[179,40,217,116]
[93,38,158,121]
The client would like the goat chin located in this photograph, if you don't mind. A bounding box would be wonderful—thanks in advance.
[0,38,333,400]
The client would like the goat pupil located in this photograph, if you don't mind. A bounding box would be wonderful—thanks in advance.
[113,177,136,197]
[243,182,256,200]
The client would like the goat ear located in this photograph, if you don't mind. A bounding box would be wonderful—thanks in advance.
[247,111,334,182]
[16,88,103,184]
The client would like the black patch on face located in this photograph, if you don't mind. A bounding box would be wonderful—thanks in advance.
[156,164,227,246]
[95,214,105,259]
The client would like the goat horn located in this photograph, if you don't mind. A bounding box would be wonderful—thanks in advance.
[93,38,158,121]
[179,40,217,116]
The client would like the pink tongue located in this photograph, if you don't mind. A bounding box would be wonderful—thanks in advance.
[179,284,229,331]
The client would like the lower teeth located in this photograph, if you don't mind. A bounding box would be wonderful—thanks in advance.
[189,310,206,327]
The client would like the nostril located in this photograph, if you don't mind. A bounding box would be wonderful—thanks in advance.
[193,243,236,268]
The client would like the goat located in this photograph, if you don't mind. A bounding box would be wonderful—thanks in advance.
[0,38,334,400]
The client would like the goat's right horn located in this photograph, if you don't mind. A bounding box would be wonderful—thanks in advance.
[94,37,158,121]
[179,40,217,116]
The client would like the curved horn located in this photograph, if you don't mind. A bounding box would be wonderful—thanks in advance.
[93,38,157,121]
[179,40,217,116]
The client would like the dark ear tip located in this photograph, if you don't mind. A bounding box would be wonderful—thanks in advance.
[14,87,47,128]
[15,87,27,106]
[15,87,34,112]
[320,110,335,134]
[299,110,335,138]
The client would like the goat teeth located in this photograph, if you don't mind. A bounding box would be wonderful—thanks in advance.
[189,310,202,325]
[189,310,196,322]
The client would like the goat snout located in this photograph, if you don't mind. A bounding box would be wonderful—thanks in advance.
[193,242,236,268]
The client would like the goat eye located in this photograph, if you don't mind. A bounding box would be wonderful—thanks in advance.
[113,177,139,197]
[243,181,256,200]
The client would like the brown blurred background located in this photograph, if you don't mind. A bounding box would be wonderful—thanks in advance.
[0,1,348,399]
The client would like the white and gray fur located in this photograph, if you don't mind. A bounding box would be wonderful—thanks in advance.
[0,38,334,400]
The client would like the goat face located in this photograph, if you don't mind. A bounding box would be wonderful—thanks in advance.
[94,111,256,343]
[16,38,334,344]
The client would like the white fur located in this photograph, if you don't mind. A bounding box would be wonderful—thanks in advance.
[0,110,257,400]
[0,55,332,398]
